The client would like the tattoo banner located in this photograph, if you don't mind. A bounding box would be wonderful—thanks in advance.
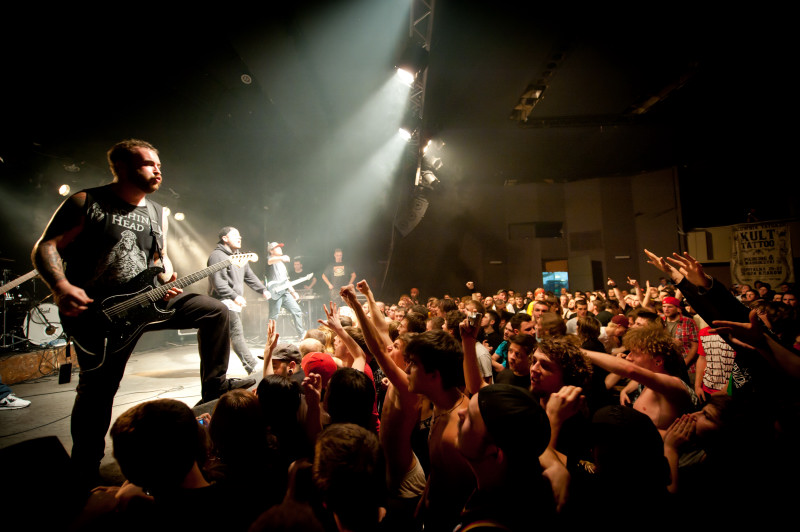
[730,222,794,286]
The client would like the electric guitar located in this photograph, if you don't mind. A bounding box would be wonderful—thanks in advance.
[267,273,313,294]
[0,269,38,296]
[61,253,257,357]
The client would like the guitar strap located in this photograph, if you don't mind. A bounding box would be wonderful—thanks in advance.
[144,199,164,260]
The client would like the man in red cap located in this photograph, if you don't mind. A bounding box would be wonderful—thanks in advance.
[661,295,699,368]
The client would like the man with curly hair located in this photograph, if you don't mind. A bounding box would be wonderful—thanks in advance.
[582,324,695,433]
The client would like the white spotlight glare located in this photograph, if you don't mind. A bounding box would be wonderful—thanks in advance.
[396,68,415,86]
[174,212,186,221]
[398,127,412,141]
[58,184,70,196]
[163,206,171,217]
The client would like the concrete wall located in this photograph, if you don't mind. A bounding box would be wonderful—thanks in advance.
[384,166,727,300]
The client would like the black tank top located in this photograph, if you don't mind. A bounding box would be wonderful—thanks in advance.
[62,185,163,292]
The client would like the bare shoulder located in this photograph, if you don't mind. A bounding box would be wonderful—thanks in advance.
[37,192,89,243]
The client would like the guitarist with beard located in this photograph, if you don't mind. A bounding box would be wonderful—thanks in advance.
[266,242,305,338]
[31,139,254,490]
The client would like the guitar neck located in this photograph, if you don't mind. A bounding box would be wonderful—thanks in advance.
[131,255,255,306]
[0,269,38,296]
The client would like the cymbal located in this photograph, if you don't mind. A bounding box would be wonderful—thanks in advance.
[0,257,15,262]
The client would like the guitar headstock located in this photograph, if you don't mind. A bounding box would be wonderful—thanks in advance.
[231,253,258,267]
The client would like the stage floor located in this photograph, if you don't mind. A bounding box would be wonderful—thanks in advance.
[0,340,263,484]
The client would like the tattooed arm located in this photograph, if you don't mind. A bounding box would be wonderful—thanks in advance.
[32,192,94,317]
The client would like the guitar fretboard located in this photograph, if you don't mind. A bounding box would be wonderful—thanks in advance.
[104,254,257,317]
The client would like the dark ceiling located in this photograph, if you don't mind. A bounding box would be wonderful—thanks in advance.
[1,1,795,265]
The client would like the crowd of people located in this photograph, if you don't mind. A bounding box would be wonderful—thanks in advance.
[52,249,797,531]
[9,139,796,530]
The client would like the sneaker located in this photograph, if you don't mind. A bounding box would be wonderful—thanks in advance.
[0,394,31,410]
[221,377,256,393]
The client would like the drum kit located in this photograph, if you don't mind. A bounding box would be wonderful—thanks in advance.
[1,264,66,351]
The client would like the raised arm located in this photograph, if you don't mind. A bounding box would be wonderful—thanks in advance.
[356,280,390,340]
[644,248,684,285]
[626,276,642,309]
[261,319,279,378]
[712,310,800,379]
[607,278,624,309]
[344,284,410,393]
[319,300,367,372]
[460,315,488,395]
[641,280,653,310]
[581,348,688,402]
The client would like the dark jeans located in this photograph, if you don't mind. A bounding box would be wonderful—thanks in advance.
[229,310,258,373]
[69,293,230,482]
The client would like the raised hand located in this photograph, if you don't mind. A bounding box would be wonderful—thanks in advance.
[340,284,359,307]
[302,373,322,407]
[319,301,344,333]
[644,248,683,284]
[711,309,767,350]
[459,314,482,342]
[356,279,371,296]
[664,252,712,289]
[263,319,279,363]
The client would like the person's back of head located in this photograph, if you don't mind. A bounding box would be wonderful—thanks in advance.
[411,304,429,317]
[257,375,302,431]
[313,423,384,532]
[444,309,465,341]
[405,329,465,390]
[591,405,670,489]
[427,315,445,331]
[438,297,459,315]
[577,315,601,341]
[539,312,567,338]
[632,308,659,326]
[111,399,202,496]
[325,368,376,432]
[477,384,550,469]
[299,337,325,357]
[405,311,428,333]
[343,326,368,356]
[210,389,268,469]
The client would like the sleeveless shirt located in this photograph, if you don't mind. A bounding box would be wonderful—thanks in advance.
[62,185,163,292]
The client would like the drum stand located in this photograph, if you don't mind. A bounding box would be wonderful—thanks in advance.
[1,271,29,350]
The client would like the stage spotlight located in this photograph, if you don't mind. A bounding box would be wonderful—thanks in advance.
[174,212,185,221]
[395,39,428,86]
[163,206,171,217]
[58,184,70,196]
[418,170,439,190]
[399,112,420,141]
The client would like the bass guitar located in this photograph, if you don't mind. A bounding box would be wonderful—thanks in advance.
[62,253,257,357]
